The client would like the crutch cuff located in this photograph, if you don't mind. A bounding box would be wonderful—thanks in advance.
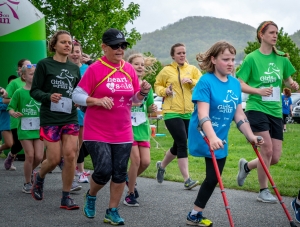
[198,116,211,130]
[236,119,249,130]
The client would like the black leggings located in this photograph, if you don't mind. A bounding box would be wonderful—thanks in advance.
[164,118,189,159]
[194,157,226,208]
[11,128,23,155]
[77,142,89,164]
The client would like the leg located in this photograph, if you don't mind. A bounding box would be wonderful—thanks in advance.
[0,130,13,151]
[32,139,44,170]
[61,134,78,192]
[127,145,141,194]
[20,140,35,183]
[137,146,150,176]
[76,126,84,173]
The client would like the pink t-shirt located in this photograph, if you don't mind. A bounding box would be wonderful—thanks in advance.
[78,56,140,143]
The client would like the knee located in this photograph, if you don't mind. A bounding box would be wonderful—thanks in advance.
[271,156,280,165]
[25,154,34,164]
[140,159,150,170]
[203,177,218,189]
[92,169,111,185]
[130,156,141,168]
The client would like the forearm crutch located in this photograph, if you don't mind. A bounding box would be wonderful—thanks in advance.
[198,129,235,227]
[252,136,296,227]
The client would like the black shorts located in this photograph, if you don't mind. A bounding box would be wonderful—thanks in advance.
[245,110,283,140]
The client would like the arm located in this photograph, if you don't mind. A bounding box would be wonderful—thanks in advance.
[30,63,52,103]
[234,104,263,146]
[7,91,23,118]
[238,78,273,97]
[197,102,224,150]
[283,77,299,90]
[154,68,169,97]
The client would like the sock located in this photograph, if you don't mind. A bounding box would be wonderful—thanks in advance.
[260,188,268,192]
[191,209,201,216]
[244,163,250,173]
[62,191,70,198]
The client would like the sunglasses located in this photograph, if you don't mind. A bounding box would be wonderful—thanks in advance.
[107,43,128,50]
[26,64,36,69]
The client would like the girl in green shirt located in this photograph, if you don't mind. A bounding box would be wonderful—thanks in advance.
[8,65,44,194]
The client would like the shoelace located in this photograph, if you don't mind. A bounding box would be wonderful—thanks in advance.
[110,208,122,221]
[87,196,96,210]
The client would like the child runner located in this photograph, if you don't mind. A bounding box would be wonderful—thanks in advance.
[8,64,44,193]
[123,53,157,206]
[281,87,292,132]
[186,41,263,226]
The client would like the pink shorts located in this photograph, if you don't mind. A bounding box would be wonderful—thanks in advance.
[132,141,150,148]
[40,124,79,142]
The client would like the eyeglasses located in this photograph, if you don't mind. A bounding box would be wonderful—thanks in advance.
[107,43,128,50]
[26,64,36,69]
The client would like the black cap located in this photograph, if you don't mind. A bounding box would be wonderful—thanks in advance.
[102,28,130,45]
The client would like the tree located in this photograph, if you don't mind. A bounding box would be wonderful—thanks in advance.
[29,0,141,57]
[243,28,300,84]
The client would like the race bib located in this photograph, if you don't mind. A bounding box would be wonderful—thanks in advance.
[262,87,280,102]
[50,97,72,114]
[21,117,40,130]
[131,112,146,126]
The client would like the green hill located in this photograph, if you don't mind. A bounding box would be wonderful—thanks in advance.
[132,16,257,66]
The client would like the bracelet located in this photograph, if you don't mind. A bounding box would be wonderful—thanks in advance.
[139,91,148,97]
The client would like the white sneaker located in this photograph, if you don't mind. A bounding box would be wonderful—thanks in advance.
[237,158,249,186]
[9,164,17,171]
[257,189,277,203]
[75,167,81,176]
[78,172,89,183]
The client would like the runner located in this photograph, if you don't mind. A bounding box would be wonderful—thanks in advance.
[236,21,299,203]
[30,30,81,210]
[7,64,44,193]
[123,53,157,207]
[187,41,263,226]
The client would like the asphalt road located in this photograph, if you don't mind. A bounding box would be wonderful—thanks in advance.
[0,158,298,227]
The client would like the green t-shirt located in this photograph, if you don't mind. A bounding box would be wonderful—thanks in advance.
[236,49,296,118]
[8,87,41,140]
[132,88,154,141]
[30,57,80,126]
[6,77,25,129]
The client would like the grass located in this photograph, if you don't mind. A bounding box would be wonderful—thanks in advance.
[83,119,300,197]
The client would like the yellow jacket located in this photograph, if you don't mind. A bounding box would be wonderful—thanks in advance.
[154,61,201,114]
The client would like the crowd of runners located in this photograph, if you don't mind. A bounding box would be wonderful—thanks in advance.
[1,21,300,226]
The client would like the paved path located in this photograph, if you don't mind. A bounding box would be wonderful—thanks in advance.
[0,158,298,227]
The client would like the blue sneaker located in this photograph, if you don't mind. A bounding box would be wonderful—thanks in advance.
[125,179,139,198]
[123,193,139,207]
[104,208,124,225]
[186,211,213,226]
[291,198,300,223]
[83,191,96,218]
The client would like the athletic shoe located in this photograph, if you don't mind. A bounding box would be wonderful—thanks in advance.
[58,157,64,170]
[4,152,16,170]
[104,208,125,225]
[60,196,79,210]
[237,158,249,186]
[75,166,81,176]
[156,161,165,184]
[83,190,97,218]
[184,178,199,190]
[123,193,139,207]
[70,179,82,192]
[257,189,277,203]
[22,183,32,194]
[9,164,17,171]
[125,179,139,198]
[78,172,89,183]
[291,198,300,223]
[186,211,213,226]
[31,172,44,200]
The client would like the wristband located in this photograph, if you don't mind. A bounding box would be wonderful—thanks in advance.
[139,91,148,97]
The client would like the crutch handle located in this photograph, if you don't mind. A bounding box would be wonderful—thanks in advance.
[257,136,263,142]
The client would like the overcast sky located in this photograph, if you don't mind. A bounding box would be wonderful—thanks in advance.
[124,0,300,35]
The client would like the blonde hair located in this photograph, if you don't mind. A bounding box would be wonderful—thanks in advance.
[196,41,236,73]
[20,66,35,82]
[127,53,158,75]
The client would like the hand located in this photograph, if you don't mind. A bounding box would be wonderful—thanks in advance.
[10,111,23,118]
[259,87,273,97]
[249,135,264,147]
[51,93,62,103]
[0,87,7,98]
[181,77,192,84]
[150,104,157,113]
[81,54,91,64]
[290,81,299,91]
[166,84,173,96]
[95,97,114,109]
[209,136,224,151]
[140,80,151,94]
